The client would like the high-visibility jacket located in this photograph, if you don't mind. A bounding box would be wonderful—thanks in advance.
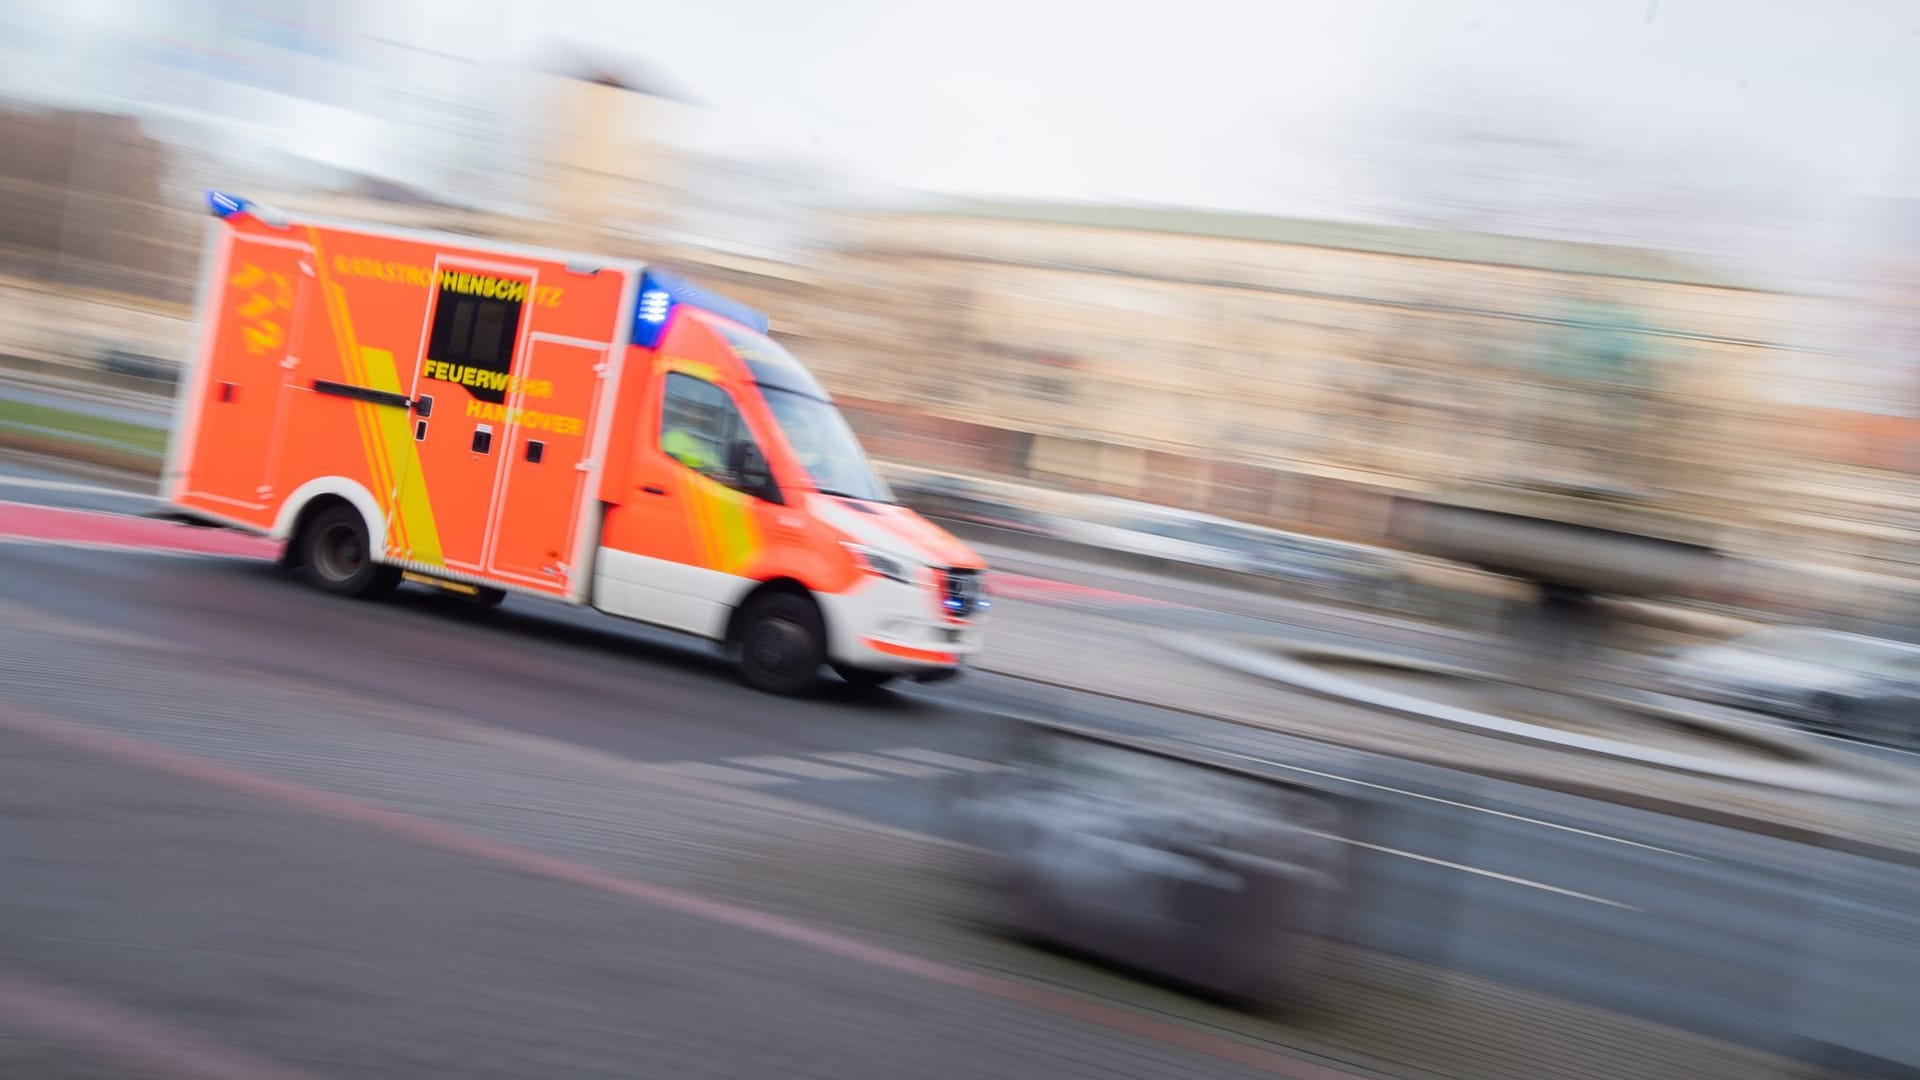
[662,427,713,472]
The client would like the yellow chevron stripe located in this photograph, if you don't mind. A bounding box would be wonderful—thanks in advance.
[708,487,757,573]
[358,345,443,566]
[328,282,406,550]
[686,481,719,568]
[305,228,404,550]
[666,360,721,383]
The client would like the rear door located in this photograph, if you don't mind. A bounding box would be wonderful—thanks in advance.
[180,231,311,515]
[485,334,612,592]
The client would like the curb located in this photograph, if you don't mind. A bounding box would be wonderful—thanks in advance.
[1240,637,1835,765]
[970,661,1920,867]
[970,661,1920,868]
[1163,632,1908,802]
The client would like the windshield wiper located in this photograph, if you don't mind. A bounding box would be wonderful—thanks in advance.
[815,488,893,504]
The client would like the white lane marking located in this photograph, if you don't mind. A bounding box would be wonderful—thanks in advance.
[1337,837,1639,910]
[1200,746,1708,862]
[0,476,151,498]
[812,751,952,778]
[678,755,1629,906]
[727,755,880,782]
[879,747,1013,772]
[654,762,796,787]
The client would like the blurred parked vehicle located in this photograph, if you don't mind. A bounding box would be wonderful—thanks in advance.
[1054,500,1404,600]
[1655,626,1920,746]
[1054,506,1267,572]
[891,475,1058,536]
[1235,527,1403,598]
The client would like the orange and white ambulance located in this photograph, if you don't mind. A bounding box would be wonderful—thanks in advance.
[163,191,989,694]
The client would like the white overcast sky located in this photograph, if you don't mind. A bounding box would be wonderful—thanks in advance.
[7,0,1919,263]
[430,0,1920,215]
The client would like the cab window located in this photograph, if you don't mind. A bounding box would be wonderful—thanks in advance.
[660,372,776,499]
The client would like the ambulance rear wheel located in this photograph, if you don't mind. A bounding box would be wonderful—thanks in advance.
[736,593,826,696]
[301,504,401,600]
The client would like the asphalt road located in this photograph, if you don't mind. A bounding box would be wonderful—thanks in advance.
[0,721,1328,1080]
[1,456,1916,1075]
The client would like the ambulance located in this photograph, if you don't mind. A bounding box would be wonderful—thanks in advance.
[163,192,989,694]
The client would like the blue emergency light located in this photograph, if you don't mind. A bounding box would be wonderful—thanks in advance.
[630,268,769,349]
[206,190,248,218]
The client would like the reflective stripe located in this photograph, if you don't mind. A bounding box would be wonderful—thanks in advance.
[860,638,957,665]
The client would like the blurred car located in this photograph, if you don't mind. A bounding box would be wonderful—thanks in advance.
[948,721,1349,1009]
[1654,626,1920,746]
[1054,501,1403,597]
[1056,509,1268,572]
[1234,527,1404,598]
[890,474,1056,535]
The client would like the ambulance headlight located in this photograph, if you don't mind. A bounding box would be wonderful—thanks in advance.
[843,542,916,585]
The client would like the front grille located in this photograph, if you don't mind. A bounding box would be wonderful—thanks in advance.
[941,568,984,618]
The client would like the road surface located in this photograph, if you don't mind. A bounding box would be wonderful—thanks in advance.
[0,457,1913,1077]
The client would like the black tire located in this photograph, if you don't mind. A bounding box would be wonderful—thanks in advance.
[833,664,898,689]
[735,592,826,696]
[299,504,401,599]
[469,587,507,609]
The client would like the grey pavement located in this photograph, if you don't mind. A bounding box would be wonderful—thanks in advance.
[0,725,1301,1080]
[972,591,1920,851]
[0,491,1897,1077]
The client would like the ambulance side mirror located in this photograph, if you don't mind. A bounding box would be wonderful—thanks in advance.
[727,440,781,504]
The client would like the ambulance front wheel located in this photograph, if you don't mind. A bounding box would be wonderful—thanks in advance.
[300,503,401,600]
[735,592,826,696]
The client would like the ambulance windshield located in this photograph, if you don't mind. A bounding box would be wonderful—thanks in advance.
[762,387,893,504]
[712,322,892,504]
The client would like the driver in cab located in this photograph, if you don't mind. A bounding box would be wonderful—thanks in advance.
[661,394,725,478]
[662,424,715,474]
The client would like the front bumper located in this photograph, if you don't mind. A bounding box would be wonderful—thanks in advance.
[820,576,987,673]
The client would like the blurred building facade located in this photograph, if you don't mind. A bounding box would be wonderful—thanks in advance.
[4,18,1919,588]
[527,51,694,251]
[796,205,1811,542]
[0,109,196,303]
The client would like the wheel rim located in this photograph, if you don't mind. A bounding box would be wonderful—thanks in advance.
[313,522,365,583]
[747,617,807,678]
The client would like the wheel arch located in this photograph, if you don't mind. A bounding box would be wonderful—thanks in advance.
[275,478,387,567]
[724,576,821,649]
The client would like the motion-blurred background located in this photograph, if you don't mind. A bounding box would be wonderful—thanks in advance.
[10,6,1920,1078]
[7,0,1920,636]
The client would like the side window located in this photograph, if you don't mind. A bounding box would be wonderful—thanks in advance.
[427,277,526,407]
[659,373,775,499]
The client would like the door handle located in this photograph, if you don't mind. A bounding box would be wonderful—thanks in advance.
[642,484,667,495]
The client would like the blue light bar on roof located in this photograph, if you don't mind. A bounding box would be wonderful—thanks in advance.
[629,268,769,349]
[206,190,247,218]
